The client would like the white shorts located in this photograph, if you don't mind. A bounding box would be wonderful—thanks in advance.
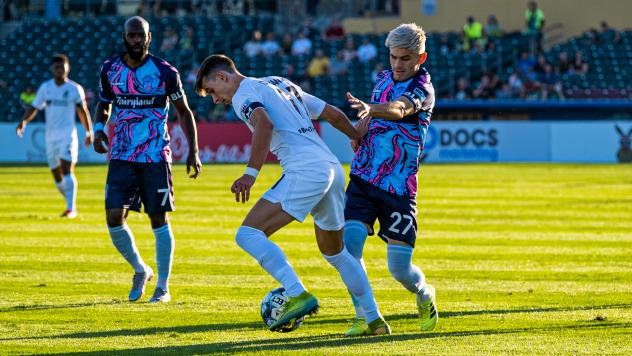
[46,136,78,169]
[262,161,346,230]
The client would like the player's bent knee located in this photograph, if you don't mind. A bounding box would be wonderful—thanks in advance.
[106,209,125,228]
[235,226,267,250]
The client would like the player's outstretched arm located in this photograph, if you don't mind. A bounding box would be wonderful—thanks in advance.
[231,107,273,204]
[319,104,366,140]
[16,106,39,138]
[173,97,202,179]
[346,92,415,121]
[76,102,93,147]
[92,101,111,154]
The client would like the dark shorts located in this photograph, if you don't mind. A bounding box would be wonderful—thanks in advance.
[105,159,175,214]
[344,175,418,247]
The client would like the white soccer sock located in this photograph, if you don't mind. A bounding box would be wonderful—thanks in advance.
[235,226,306,297]
[323,247,381,323]
[62,173,77,211]
[153,224,174,291]
[387,244,429,300]
[108,224,147,273]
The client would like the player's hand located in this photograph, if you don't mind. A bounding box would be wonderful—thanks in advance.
[346,92,371,120]
[84,130,93,147]
[350,139,359,152]
[93,130,109,154]
[16,121,26,138]
[231,174,256,204]
[186,151,202,179]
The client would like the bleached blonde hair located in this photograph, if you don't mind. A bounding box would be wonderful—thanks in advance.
[385,23,426,55]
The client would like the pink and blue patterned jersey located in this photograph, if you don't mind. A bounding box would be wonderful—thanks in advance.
[350,68,434,197]
[98,54,185,163]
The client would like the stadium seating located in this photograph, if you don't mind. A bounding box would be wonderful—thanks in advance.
[1,16,630,122]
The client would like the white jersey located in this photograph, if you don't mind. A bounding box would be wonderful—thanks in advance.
[232,76,339,170]
[32,79,85,142]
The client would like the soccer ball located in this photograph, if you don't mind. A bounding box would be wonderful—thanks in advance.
[260,287,304,332]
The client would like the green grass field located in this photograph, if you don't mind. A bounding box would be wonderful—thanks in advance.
[1,163,631,355]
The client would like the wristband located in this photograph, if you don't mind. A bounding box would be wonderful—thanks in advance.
[244,166,259,178]
[94,122,105,132]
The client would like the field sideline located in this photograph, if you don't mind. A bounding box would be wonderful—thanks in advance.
[1,163,631,354]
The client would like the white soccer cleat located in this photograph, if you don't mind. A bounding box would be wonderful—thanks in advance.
[60,210,78,219]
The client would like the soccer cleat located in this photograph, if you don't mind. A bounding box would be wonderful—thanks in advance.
[149,287,171,303]
[60,210,78,219]
[269,291,319,332]
[417,284,438,331]
[366,316,391,335]
[128,267,154,302]
[345,317,368,337]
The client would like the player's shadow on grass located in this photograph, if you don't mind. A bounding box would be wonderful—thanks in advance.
[305,302,632,327]
[49,321,631,355]
[7,303,630,343]
[0,300,125,313]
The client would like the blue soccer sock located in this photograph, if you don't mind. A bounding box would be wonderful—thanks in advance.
[108,224,147,273]
[387,244,430,300]
[153,224,174,291]
[343,220,369,318]
[235,226,306,297]
[323,247,381,323]
[62,173,77,211]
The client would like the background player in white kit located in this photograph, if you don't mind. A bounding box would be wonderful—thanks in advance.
[16,54,93,218]
[195,54,390,335]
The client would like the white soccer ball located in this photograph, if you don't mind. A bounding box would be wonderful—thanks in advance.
[260,287,304,332]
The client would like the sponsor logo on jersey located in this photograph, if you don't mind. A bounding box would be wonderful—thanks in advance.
[115,95,166,109]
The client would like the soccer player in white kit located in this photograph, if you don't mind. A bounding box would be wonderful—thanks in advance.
[195,54,390,335]
[16,54,93,218]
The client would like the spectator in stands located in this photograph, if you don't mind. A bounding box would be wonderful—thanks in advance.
[485,40,497,53]
[517,51,536,74]
[524,1,545,50]
[454,77,473,100]
[371,62,384,83]
[280,33,294,55]
[329,50,349,76]
[439,33,453,55]
[556,51,570,75]
[495,83,513,99]
[357,37,378,63]
[571,51,589,75]
[179,26,196,54]
[243,30,263,58]
[599,21,621,44]
[508,70,525,98]
[341,37,357,62]
[325,18,345,40]
[179,26,196,69]
[463,16,483,52]
[291,31,313,56]
[19,86,36,110]
[160,26,179,54]
[534,54,548,74]
[472,75,492,99]
[484,15,503,39]
[307,49,330,78]
[261,32,281,57]
[301,17,320,41]
[539,63,564,100]
[525,1,545,35]
[0,79,7,90]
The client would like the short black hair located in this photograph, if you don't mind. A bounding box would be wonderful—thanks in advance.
[51,53,69,65]
[194,54,237,97]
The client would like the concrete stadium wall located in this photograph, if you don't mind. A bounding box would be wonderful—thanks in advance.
[344,0,630,40]
[1,121,630,164]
